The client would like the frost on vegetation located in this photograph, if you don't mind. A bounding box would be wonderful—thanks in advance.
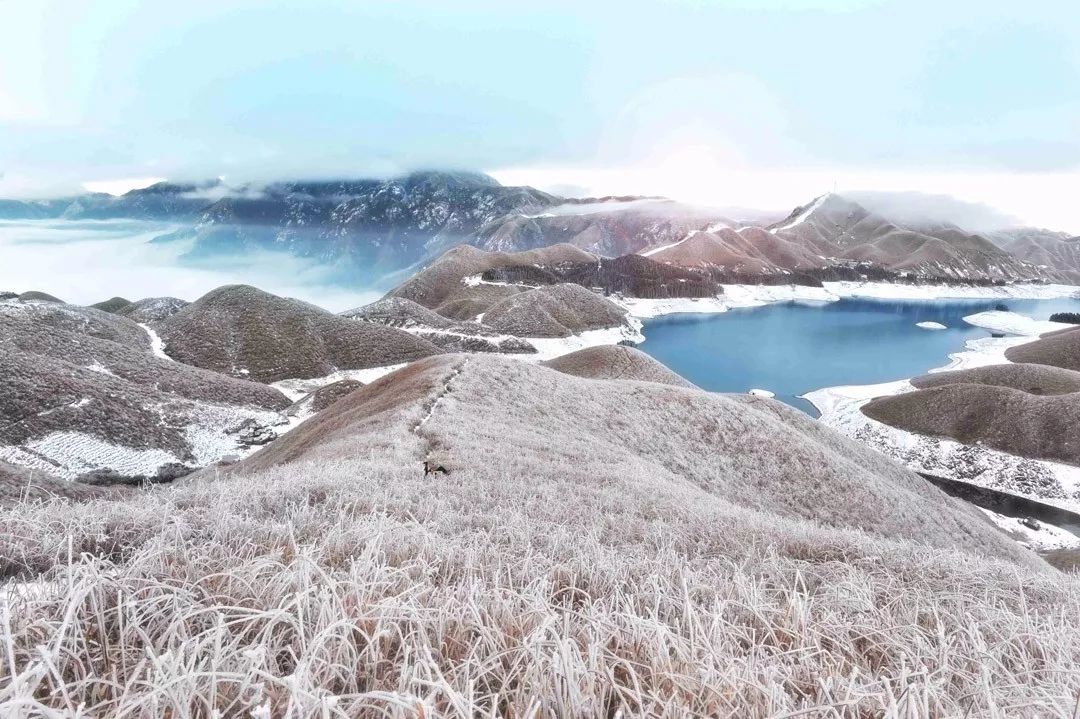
[1,356,1077,716]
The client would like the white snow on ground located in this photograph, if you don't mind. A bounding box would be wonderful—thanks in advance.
[0,397,289,480]
[461,274,514,288]
[613,295,730,318]
[0,433,184,481]
[0,580,59,605]
[140,323,173,360]
[962,310,1073,337]
[721,284,837,306]
[613,284,838,319]
[523,318,646,362]
[748,388,775,398]
[802,354,1080,513]
[979,509,1080,552]
[916,321,946,330]
[930,334,1035,373]
[83,362,115,375]
[183,404,287,465]
[611,281,1077,322]
[769,194,830,233]
[270,364,408,402]
[823,281,1080,300]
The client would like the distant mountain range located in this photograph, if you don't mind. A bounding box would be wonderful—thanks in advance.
[2,171,1078,284]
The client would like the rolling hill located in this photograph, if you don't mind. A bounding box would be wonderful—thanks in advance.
[0,297,291,480]
[158,285,442,383]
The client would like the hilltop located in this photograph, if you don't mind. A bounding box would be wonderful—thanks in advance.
[386,243,596,316]
[158,284,442,383]
[542,344,696,387]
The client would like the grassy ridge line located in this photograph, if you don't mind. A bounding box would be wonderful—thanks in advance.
[0,356,1077,716]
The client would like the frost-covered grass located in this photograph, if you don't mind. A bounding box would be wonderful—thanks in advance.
[3,464,1080,717]
[2,356,1079,716]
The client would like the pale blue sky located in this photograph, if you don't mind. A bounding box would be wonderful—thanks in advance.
[1,0,1078,227]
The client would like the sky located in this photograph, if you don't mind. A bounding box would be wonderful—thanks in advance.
[1,0,1078,231]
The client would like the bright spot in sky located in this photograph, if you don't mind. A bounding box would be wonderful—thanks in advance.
[82,177,167,196]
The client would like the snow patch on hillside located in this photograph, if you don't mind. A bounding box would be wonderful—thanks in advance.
[0,433,183,481]
[722,284,837,306]
[462,274,514,288]
[916,321,947,330]
[640,232,696,257]
[931,335,1033,373]
[523,319,645,362]
[614,295,730,318]
[271,364,408,402]
[140,323,172,360]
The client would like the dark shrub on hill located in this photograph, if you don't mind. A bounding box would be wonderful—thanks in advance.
[1050,312,1080,325]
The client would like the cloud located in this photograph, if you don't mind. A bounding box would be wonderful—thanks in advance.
[82,177,167,195]
[845,191,1021,232]
[0,219,379,312]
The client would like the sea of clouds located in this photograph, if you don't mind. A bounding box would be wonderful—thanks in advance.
[0,219,380,312]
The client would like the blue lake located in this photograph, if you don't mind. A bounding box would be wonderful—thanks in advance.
[637,296,1080,415]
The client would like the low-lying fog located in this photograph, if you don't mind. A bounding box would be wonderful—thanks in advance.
[0,220,380,312]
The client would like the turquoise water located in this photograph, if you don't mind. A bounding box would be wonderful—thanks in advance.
[637,296,1080,415]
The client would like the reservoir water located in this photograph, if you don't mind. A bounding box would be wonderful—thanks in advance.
[637,296,1080,415]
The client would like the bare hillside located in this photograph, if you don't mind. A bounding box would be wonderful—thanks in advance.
[990,228,1080,283]
[475,199,737,256]
[243,355,1024,558]
[116,296,189,322]
[3,354,1075,716]
[770,194,1044,281]
[159,285,442,383]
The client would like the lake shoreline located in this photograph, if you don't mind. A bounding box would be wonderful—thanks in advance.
[802,308,1080,520]
[615,281,1080,320]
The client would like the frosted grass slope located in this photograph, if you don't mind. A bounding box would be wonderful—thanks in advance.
[4,355,1076,717]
